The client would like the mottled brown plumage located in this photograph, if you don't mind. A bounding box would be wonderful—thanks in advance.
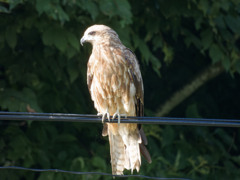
[81,25,151,175]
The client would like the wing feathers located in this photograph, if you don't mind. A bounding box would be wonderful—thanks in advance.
[123,48,151,164]
[139,126,148,145]
[140,143,152,164]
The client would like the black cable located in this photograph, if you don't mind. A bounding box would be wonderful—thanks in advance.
[0,166,191,180]
[0,111,240,127]
[0,112,235,179]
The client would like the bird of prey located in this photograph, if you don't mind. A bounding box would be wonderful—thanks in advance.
[80,24,151,175]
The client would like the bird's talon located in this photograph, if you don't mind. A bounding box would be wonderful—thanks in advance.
[98,112,110,123]
[102,114,106,123]
[112,113,117,120]
[112,113,127,124]
[107,113,110,122]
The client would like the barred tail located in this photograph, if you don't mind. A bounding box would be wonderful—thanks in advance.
[107,123,141,175]
[108,127,126,175]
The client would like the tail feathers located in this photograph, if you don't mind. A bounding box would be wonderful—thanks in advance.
[123,133,141,173]
[108,126,141,175]
[108,132,125,175]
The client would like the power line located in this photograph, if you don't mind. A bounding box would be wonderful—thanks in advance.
[0,111,240,127]
[0,166,191,180]
[0,112,236,179]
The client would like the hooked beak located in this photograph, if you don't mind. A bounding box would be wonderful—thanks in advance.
[80,36,86,46]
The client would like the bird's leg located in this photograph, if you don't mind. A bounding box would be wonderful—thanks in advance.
[98,108,110,123]
[112,108,127,124]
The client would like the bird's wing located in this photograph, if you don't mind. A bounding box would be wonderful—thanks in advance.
[123,48,152,164]
[123,48,144,117]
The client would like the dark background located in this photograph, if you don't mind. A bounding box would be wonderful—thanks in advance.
[0,0,240,179]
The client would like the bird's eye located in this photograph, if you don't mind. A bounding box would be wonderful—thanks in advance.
[88,31,96,35]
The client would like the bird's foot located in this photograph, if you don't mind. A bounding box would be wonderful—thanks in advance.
[98,111,110,123]
[112,112,127,124]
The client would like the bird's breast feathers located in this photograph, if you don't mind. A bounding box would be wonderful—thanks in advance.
[88,45,136,115]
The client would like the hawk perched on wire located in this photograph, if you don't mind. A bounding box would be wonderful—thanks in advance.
[80,25,151,175]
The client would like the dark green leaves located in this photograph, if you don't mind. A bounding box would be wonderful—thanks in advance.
[36,0,51,15]
[200,29,213,51]
[1,0,240,180]
[209,44,224,64]
[36,0,69,23]
[79,0,99,20]
[114,0,132,27]
[5,26,17,49]
[99,0,132,27]
[0,5,9,13]
[0,88,42,112]
[224,15,240,35]
[42,26,79,55]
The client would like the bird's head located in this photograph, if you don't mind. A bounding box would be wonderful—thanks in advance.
[80,24,119,46]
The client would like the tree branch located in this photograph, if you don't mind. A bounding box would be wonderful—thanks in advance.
[155,63,225,117]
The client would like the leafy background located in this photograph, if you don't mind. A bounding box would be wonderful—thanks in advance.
[1,0,240,179]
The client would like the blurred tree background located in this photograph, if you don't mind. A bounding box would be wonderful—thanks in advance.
[0,0,240,179]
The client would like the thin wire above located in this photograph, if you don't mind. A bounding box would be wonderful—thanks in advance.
[0,111,240,127]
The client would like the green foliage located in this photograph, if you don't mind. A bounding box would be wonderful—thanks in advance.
[0,88,42,112]
[1,0,240,180]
